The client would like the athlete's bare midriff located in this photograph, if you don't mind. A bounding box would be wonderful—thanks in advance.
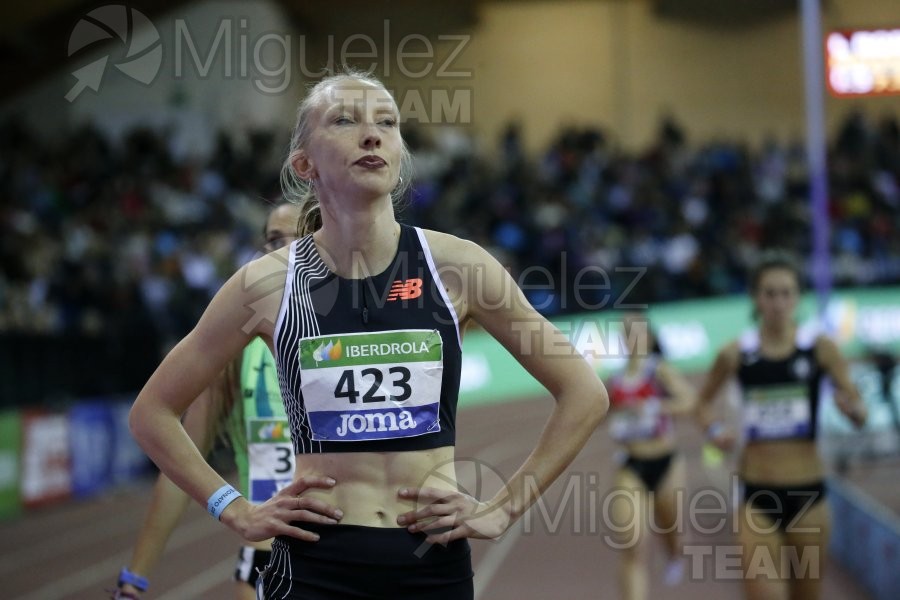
[293,445,457,526]
[740,439,823,485]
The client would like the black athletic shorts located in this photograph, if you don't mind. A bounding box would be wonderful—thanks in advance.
[234,545,271,588]
[260,523,474,599]
[623,452,675,492]
[743,480,827,533]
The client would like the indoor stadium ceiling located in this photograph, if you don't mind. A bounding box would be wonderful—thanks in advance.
[653,0,804,27]
[0,0,194,101]
[0,0,480,102]
[0,0,806,102]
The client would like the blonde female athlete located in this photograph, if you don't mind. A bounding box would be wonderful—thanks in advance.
[129,71,609,599]
[114,203,308,599]
[606,312,695,600]
[698,251,867,600]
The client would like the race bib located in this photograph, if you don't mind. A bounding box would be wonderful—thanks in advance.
[608,399,663,442]
[247,418,295,503]
[298,329,443,442]
[743,384,812,441]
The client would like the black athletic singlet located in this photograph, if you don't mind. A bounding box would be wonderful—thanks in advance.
[273,225,462,454]
[737,326,824,442]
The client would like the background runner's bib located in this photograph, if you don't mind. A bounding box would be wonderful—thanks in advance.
[743,383,812,441]
[298,329,443,442]
[246,417,295,503]
[229,337,293,503]
[607,358,673,443]
[608,398,664,442]
[736,327,824,442]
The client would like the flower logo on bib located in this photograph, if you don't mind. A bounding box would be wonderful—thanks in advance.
[299,329,444,441]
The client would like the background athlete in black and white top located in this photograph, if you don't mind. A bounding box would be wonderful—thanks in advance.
[698,252,867,600]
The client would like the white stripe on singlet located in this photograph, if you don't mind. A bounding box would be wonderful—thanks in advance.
[273,240,299,346]
[414,226,462,349]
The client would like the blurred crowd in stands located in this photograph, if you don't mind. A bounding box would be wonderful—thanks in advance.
[0,109,898,399]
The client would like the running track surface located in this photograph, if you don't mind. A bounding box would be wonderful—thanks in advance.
[2,397,874,599]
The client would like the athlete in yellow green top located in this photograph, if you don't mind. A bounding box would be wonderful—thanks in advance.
[113,202,338,600]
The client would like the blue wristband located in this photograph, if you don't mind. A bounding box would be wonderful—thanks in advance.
[118,567,149,592]
[207,484,242,520]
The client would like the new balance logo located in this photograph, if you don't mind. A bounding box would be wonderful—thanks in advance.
[387,278,423,301]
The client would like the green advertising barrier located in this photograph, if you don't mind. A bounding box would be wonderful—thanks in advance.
[0,410,22,519]
[459,286,900,408]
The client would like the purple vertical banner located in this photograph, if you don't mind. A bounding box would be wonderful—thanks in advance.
[110,398,152,483]
[800,0,832,321]
[68,401,115,498]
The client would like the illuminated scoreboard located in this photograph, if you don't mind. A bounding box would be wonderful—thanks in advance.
[826,28,900,97]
